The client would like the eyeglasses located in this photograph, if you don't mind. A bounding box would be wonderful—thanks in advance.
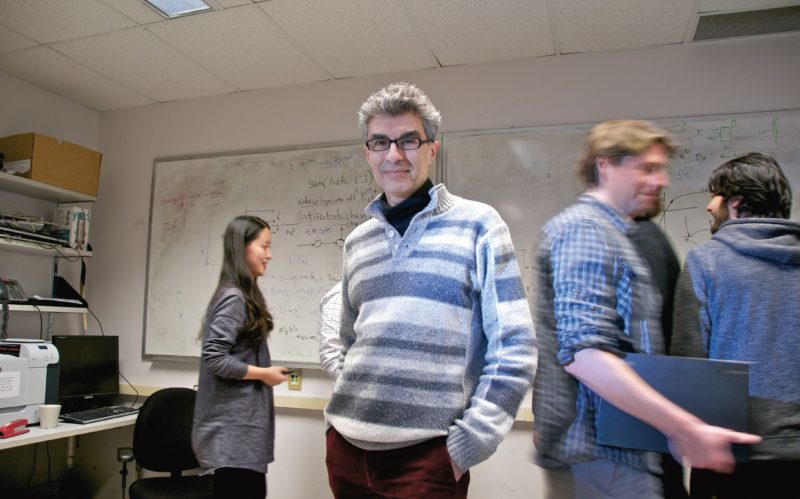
[365,136,433,152]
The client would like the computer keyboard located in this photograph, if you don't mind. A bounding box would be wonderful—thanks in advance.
[60,405,138,424]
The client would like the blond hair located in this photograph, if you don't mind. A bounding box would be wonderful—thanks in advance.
[577,120,676,187]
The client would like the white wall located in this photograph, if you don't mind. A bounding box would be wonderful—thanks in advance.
[2,31,799,498]
[0,71,102,496]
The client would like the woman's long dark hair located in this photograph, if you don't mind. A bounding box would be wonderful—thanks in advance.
[205,215,274,349]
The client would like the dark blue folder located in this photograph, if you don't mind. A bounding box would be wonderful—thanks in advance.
[595,353,750,460]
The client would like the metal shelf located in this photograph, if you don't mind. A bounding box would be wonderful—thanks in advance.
[0,173,94,323]
[0,236,91,258]
[0,172,96,203]
[9,303,88,313]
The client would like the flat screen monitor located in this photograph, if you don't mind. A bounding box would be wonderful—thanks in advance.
[51,335,119,411]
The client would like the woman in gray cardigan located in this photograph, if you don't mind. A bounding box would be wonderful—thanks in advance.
[192,215,289,499]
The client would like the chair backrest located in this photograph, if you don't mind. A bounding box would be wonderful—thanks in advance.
[132,387,199,474]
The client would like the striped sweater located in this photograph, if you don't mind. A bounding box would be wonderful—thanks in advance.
[325,183,536,472]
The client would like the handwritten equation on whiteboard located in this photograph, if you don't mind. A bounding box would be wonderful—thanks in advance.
[442,111,800,301]
[145,143,380,363]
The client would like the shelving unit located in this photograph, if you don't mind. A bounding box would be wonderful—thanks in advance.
[0,172,96,203]
[0,236,91,258]
[1,173,94,334]
[9,303,88,314]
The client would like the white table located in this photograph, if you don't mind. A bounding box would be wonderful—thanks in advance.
[0,414,137,467]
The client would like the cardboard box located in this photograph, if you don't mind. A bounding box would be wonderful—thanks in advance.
[53,204,91,250]
[0,133,101,196]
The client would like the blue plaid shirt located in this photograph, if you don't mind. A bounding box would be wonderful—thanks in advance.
[532,194,663,471]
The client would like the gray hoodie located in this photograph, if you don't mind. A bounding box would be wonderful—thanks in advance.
[672,218,800,460]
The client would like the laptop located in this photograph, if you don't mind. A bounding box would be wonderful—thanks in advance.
[595,353,750,459]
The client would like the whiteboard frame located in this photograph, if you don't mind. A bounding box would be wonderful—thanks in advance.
[440,108,800,211]
[142,139,368,365]
[439,121,592,185]
[439,108,800,297]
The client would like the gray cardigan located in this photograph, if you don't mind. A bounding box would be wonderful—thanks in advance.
[192,287,275,473]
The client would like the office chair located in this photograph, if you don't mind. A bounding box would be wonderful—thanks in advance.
[118,387,213,499]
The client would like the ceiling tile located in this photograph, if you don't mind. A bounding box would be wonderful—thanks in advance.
[101,0,165,24]
[0,25,38,54]
[52,28,236,102]
[147,6,330,90]
[698,0,800,13]
[403,0,554,66]
[0,46,154,110]
[0,0,135,44]
[553,0,695,53]
[260,0,438,78]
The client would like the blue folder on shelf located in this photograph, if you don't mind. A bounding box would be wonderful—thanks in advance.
[595,353,751,460]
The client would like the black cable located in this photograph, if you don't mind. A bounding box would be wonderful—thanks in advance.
[1,300,7,341]
[31,303,43,339]
[26,443,38,492]
[46,243,83,263]
[89,306,104,336]
[46,441,52,495]
[118,370,140,409]
[1,275,9,341]
[89,306,140,409]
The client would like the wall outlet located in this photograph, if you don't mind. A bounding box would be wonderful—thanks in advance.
[288,368,302,391]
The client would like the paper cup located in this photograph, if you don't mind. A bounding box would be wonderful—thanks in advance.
[39,404,61,429]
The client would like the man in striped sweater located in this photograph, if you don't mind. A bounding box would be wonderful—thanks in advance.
[324,82,536,498]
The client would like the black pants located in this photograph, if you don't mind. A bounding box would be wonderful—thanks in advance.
[214,467,266,499]
[690,460,800,499]
[659,454,689,499]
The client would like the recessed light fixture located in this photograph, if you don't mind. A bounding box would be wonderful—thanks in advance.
[145,0,212,19]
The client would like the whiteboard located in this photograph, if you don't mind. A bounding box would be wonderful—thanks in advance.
[441,110,800,300]
[143,142,383,365]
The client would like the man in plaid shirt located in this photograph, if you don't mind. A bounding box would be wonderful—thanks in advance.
[318,282,343,378]
[532,120,760,498]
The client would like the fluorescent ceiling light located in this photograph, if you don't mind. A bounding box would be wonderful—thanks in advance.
[146,0,212,18]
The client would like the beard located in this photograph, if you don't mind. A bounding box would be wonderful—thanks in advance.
[636,195,664,220]
[709,206,730,234]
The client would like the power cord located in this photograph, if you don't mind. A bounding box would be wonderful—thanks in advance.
[1,278,8,341]
[46,441,52,495]
[119,371,140,409]
[88,305,140,409]
[1,299,7,341]
[85,305,138,499]
[89,306,104,335]
[25,443,38,493]
[31,303,43,339]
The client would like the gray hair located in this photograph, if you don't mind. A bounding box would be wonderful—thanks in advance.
[358,82,442,140]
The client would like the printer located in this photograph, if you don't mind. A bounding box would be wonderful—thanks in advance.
[0,340,59,427]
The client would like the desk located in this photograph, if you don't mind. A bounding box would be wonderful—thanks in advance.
[0,414,137,452]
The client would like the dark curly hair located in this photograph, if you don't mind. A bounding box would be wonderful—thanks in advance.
[708,152,792,219]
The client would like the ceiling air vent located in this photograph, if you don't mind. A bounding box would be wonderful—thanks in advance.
[694,5,800,41]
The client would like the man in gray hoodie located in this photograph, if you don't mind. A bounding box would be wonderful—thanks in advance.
[672,152,800,499]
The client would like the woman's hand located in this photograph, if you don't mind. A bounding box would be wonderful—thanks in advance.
[243,365,290,386]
